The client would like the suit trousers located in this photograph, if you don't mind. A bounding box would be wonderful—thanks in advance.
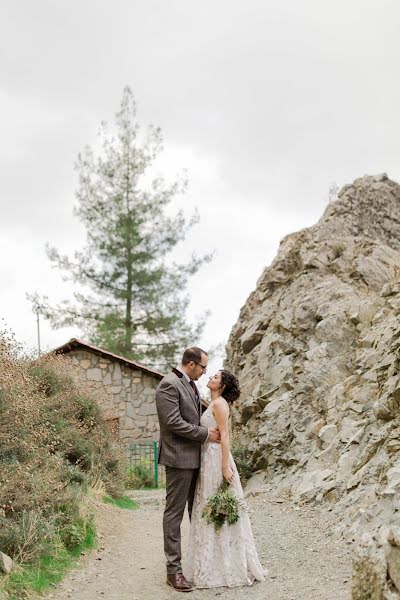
[163,466,199,574]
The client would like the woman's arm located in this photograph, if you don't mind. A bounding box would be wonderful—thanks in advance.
[212,399,234,483]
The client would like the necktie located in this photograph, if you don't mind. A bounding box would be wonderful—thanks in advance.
[189,380,200,405]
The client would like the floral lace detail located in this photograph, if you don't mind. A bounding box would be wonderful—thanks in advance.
[185,405,266,588]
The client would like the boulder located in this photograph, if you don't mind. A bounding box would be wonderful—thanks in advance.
[0,551,13,574]
[352,534,387,600]
[387,546,400,592]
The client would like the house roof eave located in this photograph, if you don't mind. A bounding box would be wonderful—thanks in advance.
[52,338,164,380]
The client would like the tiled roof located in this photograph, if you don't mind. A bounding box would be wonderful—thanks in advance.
[53,338,164,379]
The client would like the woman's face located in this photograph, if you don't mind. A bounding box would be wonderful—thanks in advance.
[207,371,223,392]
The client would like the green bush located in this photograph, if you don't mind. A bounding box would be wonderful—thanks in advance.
[29,364,70,397]
[73,393,102,428]
[0,337,126,577]
[62,463,90,487]
[59,518,88,549]
[126,460,156,489]
[231,442,254,485]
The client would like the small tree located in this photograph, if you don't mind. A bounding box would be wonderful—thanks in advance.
[30,87,210,370]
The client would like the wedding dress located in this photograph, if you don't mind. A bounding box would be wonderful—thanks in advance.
[186,404,266,588]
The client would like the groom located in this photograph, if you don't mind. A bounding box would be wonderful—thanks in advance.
[156,347,220,592]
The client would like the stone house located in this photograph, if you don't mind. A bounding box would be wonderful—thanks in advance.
[54,338,164,446]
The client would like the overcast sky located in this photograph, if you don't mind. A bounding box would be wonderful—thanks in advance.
[1,0,399,383]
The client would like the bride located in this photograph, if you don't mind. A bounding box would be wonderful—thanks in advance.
[186,370,266,588]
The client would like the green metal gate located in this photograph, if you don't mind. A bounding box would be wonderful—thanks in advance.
[128,441,165,488]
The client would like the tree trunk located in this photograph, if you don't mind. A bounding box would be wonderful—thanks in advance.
[125,257,133,353]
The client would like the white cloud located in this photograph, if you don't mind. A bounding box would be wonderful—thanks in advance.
[1,0,400,376]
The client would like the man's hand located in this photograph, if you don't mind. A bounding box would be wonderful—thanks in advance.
[208,427,221,443]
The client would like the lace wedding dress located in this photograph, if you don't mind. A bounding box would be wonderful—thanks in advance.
[186,404,266,588]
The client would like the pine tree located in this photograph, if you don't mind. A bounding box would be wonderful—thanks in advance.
[30,87,210,370]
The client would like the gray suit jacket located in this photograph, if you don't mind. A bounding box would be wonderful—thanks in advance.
[156,371,208,469]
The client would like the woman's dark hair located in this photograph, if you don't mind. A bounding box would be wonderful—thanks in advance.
[219,370,240,404]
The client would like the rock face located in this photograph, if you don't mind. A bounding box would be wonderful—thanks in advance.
[225,174,400,597]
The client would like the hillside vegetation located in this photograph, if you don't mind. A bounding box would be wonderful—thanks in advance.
[0,334,125,598]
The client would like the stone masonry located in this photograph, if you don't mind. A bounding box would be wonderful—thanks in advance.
[54,339,163,445]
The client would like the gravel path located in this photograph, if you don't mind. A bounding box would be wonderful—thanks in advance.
[47,489,352,600]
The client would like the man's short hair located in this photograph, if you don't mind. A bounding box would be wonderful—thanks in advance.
[182,347,208,366]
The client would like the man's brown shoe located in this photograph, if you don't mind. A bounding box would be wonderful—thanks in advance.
[166,573,193,592]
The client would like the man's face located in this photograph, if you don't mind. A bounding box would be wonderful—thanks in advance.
[189,352,208,381]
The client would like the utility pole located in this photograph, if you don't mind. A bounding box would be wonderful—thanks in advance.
[36,306,41,357]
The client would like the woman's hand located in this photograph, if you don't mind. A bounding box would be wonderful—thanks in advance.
[223,465,234,483]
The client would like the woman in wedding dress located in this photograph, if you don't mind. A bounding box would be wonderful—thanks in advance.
[186,370,266,589]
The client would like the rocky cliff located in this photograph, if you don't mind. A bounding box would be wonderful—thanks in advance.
[226,174,400,598]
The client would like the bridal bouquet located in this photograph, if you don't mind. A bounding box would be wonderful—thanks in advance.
[202,481,246,531]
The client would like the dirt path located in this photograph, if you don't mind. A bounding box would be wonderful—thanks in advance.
[47,489,352,600]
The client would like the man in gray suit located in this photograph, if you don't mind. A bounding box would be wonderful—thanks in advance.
[156,347,220,592]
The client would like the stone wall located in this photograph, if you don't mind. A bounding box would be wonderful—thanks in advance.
[66,349,160,444]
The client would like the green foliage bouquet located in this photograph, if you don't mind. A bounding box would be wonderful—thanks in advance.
[202,481,246,531]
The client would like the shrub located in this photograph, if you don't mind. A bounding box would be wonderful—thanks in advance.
[59,517,89,549]
[332,242,346,259]
[29,363,70,397]
[231,442,254,485]
[0,511,55,563]
[126,459,157,489]
[0,335,126,570]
